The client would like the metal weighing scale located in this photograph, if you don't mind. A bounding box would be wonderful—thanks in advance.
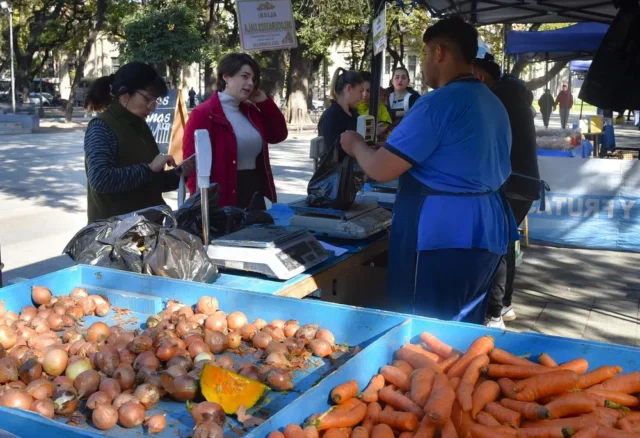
[291,115,392,239]
[364,179,399,207]
[190,129,330,280]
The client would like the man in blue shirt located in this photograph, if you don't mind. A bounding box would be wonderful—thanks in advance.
[340,17,517,323]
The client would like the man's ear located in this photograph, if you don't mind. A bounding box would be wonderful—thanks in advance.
[435,45,445,63]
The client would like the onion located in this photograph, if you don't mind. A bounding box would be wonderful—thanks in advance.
[43,348,68,377]
[240,323,257,341]
[30,398,55,418]
[30,317,49,334]
[0,301,5,316]
[167,355,193,371]
[68,340,86,356]
[263,326,286,342]
[296,324,319,342]
[204,313,227,332]
[133,383,161,408]
[54,306,66,316]
[253,318,268,330]
[156,344,176,362]
[70,287,89,298]
[165,364,187,378]
[227,331,242,349]
[0,325,17,349]
[194,352,214,364]
[265,341,288,355]
[0,388,33,410]
[77,297,96,316]
[119,348,136,364]
[112,392,136,409]
[193,419,224,438]
[99,378,121,399]
[28,334,59,350]
[53,388,78,415]
[239,364,262,381]
[227,312,248,330]
[31,286,52,306]
[265,353,291,368]
[19,306,37,322]
[264,369,294,391]
[284,337,306,355]
[93,402,118,430]
[53,375,74,390]
[309,339,332,358]
[196,297,219,316]
[113,366,135,390]
[86,391,112,409]
[283,320,300,338]
[26,379,53,400]
[315,329,336,346]
[0,357,18,383]
[269,319,286,329]
[96,345,120,376]
[46,314,64,331]
[90,295,109,307]
[178,306,195,320]
[188,340,210,359]
[4,311,18,321]
[205,330,228,354]
[87,322,110,343]
[65,358,92,381]
[165,300,184,315]
[62,330,83,344]
[18,358,41,384]
[95,303,110,317]
[252,332,272,350]
[146,315,161,328]
[134,351,160,371]
[165,375,198,401]
[74,369,101,398]
[128,335,152,354]
[145,414,167,434]
[190,401,226,424]
[14,326,36,341]
[118,400,145,428]
[6,380,26,390]
[216,355,235,370]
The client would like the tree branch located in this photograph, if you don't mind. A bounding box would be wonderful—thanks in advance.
[526,61,567,91]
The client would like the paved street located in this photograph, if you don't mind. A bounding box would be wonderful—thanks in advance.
[1,110,639,349]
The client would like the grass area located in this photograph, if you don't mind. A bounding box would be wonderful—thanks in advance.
[532,98,598,116]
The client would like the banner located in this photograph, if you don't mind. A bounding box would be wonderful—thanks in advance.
[527,156,640,251]
[146,89,188,162]
[373,8,387,56]
[236,0,298,52]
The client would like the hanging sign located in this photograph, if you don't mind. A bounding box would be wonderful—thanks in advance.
[236,0,298,52]
[373,8,387,56]
[145,89,189,162]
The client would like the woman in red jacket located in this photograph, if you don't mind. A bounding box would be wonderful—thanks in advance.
[182,53,288,209]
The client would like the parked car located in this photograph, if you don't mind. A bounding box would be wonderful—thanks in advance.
[28,92,51,106]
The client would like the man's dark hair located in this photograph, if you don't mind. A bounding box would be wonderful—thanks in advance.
[472,53,501,81]
[359,71,372,82]
[422,16,479,64]
[216,53,261,92]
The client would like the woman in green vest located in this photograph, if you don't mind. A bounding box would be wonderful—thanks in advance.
[83,62,194,222]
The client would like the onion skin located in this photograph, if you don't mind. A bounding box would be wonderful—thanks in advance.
[86,322,110,343]
[252,332,272,350]
[99,378,121,399]
[134,351,160,371]
[145,414,167,434]
[196,297,219,316]
[52,388,78,416]
[193,419,224,438]
[93,403,119,430]
[295,324,319,343]
[133,383,161,409]
[112,392,136,409]
[74,369,101,398]
[167,355,193,371]
[118,400,146,428]
[30,398,54,418]
[189,401,226,425]
[113,366,135,391]
[216,355,234,370]
[269,319,286,329]
[314,329,336,346]
[265,341,288,356]
[205,313,227,332]
[25,379,54,400]
[42,348,68,377]
[309,339,332,358]
[70,287,89,299]
[0,388,33,409]
[65,358,93,381]
[227,312,248,330]
[96,345,120,376]
[31,286,52,306]
[227,331,241,349]
[164,375,197,401]
[264,369,294,391]
[128,335,153,354]
[0,357,19,383]
[205,330,228,354]
[86,391,112,409]
[0,325,17,349]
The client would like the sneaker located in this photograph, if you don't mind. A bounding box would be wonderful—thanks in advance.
[484,316,506,329]
[502,305,517,322]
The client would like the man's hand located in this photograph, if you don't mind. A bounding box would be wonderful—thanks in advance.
[249,88,268,104]
[340,130,364,157]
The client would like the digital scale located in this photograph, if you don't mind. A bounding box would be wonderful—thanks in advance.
[206,225,330,280]
[191,129,330,280]
[363,179,399,208]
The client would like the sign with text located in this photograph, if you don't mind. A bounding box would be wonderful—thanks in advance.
[373,8,387,56]
[236,0,298,52]
[145,89,188,162]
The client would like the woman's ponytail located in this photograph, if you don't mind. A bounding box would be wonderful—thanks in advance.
[329,68,364,100]
[84,74,114,111]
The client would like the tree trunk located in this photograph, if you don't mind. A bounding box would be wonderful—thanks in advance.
[66,0,107,122]
[525,61,567,91]
[284,46,312,125]
[204,62,216,99]
[169,63,181,89]
[509,23,541,78]
[259,50,286,103]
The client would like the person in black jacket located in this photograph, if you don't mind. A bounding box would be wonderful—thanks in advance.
[473,54,541,329]
[387,67,421,124]
[318,68,364,161]
[538,89,555,128]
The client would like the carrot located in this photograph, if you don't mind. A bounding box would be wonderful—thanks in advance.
[449,377,461,391]
[410,368,435,408]
[593,428,637,437]
[402,343,442,362]
[599,372,640,394]
[420,332,457,358]
[440,353,462,373]
[471,380,501,418]
[361,402,381,433]
[500,399,550,420]
[476,411,501,427]
[451,400,473,438]
[378,386,424,418]
[585,389,639,407]
[523,412,614,430]
[370,424,394,438]
[489,348,539,368]
[380,365,411,391]
[484,364,553,379]
[284,424,307,438]
[395,346,442,373]
[331,380,359,405]
[617,417,633,432]
[594,407,625,420]
[351,426,370,438]
[558,358,589,374]
[424,384,456,426]
[332,398,363,411]
[576,366,622,389]
[515,370,579,402]
[431,373,449,393]
[538,353,559,367]
[393,360,415,376]
[517,427,576,438]
[322,430,349,438]
[358,374,385,403]
[397,433,413,438]
[302,427,319,438]
[571,426,599,438]
[484,401,522,427]
[447,335,494,379]
[545,393,597,418]
[268,432,286,438]
[413,416,437,438]
[308,399,367,431]
[497,377,519,399]
[377,409,419,432]
[457,354,490,411]
[469,423,518,438]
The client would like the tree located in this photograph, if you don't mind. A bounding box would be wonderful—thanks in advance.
[119,3,204,88]
[385,6,431,72]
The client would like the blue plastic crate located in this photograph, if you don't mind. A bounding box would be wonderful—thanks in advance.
[249,317,640,437]
[0,265,407,438]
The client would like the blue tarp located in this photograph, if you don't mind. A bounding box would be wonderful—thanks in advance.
[506,23,609,61]
[570,60,592,72]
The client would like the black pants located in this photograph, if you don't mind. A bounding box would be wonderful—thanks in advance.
[237,169,266,210]
[541,110,552,128]
[487,198,533,318]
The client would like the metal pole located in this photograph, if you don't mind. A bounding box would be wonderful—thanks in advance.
[38,58,44,117]
[8,7,15,114]
[369,0,384,126]
[501,24,507,72]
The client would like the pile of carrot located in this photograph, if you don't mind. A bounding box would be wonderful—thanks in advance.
[266,332,640,438]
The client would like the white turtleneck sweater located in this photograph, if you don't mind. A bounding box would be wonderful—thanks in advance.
[219,92,263,170]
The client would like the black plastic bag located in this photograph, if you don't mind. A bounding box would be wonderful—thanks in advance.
[307,142,364,210]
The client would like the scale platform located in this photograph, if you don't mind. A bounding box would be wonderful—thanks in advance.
[207,225,330,280]
[289,196,392,240]
[368,179,399,193]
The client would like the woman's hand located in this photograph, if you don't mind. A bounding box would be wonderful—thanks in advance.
[396,110,406,117]
[179,158,195,177]
[149,154,176,172]
[249,88,268,104]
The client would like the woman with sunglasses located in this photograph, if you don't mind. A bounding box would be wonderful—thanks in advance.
[83,62,194,222]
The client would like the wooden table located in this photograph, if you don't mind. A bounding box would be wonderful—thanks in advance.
[212,203,390,301]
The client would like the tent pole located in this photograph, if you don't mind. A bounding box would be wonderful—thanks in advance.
[369,0,384,126]
[580,100,584,119]
[545,53,549,89]
[501,24,507,72]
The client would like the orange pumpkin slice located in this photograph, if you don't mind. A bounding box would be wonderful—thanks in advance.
[200,364,268,414]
